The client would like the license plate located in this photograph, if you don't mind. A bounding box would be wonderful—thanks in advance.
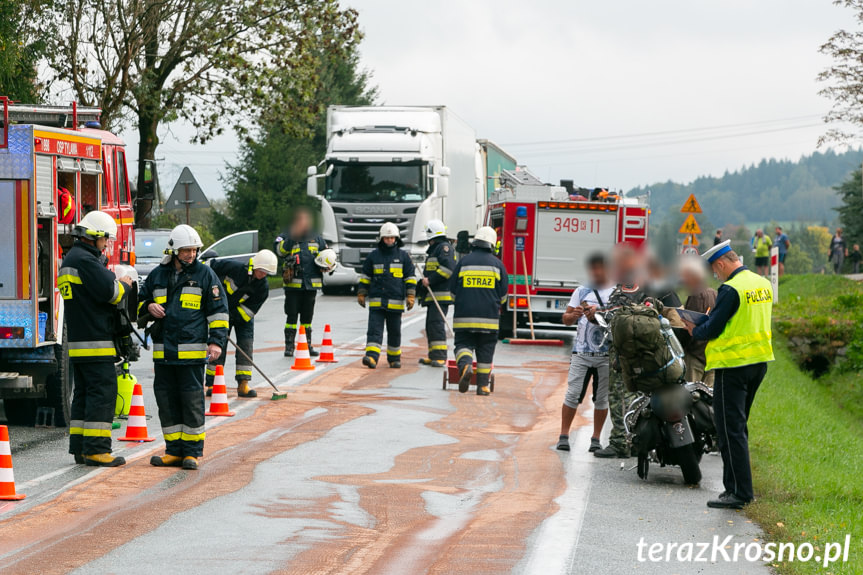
[554,300,568,310]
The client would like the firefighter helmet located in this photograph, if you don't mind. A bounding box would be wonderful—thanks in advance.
[251,249,278,275]
[166,225,204,252]
[425,219,446,240]
[75,210,117,239]
[315,248,337,272]
[378,222,400,240]
[472,226,497,250]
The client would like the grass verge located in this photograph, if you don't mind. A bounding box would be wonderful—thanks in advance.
[747,341,863,574]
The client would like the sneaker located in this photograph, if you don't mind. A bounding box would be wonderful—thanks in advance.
[588,438,602,453]
[556,435,571,451]
[458,364,473,393]
[707,492,749,509]
[594,445,629,459]
[362,356,377,369]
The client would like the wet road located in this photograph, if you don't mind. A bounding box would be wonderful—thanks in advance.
[0,293,769,574]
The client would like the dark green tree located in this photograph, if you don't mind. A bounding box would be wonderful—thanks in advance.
[0,0,48,101]
[835,169,863,247]
[215,46,376,245]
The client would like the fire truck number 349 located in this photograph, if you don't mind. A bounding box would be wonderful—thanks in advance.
[553,216,601,234]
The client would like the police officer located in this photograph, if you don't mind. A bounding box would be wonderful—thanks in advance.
[58,211,133,467]
[275,208,327,357]
[358,222,417,369]
[419,219,456,367]
[450,226,508,396]
[686,240,774,509]
[139,225,228,471]
[205,250,278,398]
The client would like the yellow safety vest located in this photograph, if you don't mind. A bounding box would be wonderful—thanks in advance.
[704,269,775,370]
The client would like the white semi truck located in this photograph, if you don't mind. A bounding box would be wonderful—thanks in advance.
[306,105,515,291]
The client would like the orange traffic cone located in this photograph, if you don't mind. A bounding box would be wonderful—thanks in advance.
[206,365,235,416]
[291,325,315,371]
[316,324,338,363]
[119,383,155,442]
[0,425,26,500]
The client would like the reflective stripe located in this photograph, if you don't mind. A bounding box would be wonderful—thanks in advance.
[285,323,297,329]
[365,345,381,354]
[237,305,254,322]
[476,362,492,374]
[435,266,453,279]
[206,368,216,376]
[311,280,322,288]
[109,280,125,305]
[424,291,453,303]
[181,431,206,442]
[83,428,112,437]
[369,298,382,308]
[358,275,371,285]
[68,340,115,357]
[387,302,405,311]
[181,286,203,296]
[82,421,112,437]
[69,419,84,436]
[57,267,82,284]
[458,265,501,279]
[387,347,401,356]
[456,349,473,361]
[153,288,168,305]
[224,277,238,295]
[153,343,164,359]
[285,281,302,289]
[405,278,417,285]
[236,370,252,377]
[208,312,229,324]
[453,317,499,330]
[178,343,207,360]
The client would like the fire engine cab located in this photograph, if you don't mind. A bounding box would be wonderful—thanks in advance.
[487,168,649,338]
[0,99,155,427]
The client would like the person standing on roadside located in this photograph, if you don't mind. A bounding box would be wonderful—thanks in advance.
[557,253,614,452]
[830,228,848,274]
[140,225,228,471]
[59,211,133,467]
[679,257,717,387]
[683,240,774,510]
[713,229,724,246]
[850,244,862,274]
[774,226,790,276]
[751,230,772,277]
[418,219,456,368]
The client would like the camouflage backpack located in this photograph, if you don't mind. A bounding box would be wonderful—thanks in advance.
[610,303,685,393]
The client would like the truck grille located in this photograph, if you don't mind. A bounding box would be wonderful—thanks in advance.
[338,217,412,249]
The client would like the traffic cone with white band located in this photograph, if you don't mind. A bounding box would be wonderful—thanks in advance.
[118,383,155,442]
[0,425,25,500]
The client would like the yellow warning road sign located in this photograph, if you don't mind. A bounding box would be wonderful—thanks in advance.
[678,214,702,235]
[683,234,700,246]
[680,194,702,214]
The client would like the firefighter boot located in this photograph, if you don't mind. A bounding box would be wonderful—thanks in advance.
[307,328,319,357]
[182,456,199,470]
[73,453,85,464]
[84,453,126,467]
[476,385,491,396]
[284,329,296,357]
[458,362,473,394]
[237,381,258,398]
[150,454,183,467]
[362,355,377,369]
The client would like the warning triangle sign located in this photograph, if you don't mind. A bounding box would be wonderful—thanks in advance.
[683,234,700,246]
[678,214,702,235]
[680,194,702,214]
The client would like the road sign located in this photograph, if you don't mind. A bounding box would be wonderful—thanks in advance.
[515,236,525,252]
[678,214,702,235]
[681,246,699,256]
[680,194,702,214]
[683,234,700,246]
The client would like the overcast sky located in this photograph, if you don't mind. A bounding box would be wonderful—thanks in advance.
[124,0,855,200]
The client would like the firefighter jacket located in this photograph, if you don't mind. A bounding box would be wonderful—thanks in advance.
[450,248,509,332]
[58,240,126,362]
[208,258,269,324]
[422,238,456,305]
[138,260,228,364]
[358,244,417,312]
[275,234,327,291]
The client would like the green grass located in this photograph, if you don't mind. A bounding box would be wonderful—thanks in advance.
[747,341,863,575]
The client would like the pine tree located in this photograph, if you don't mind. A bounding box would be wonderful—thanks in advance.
[835,169,863,247]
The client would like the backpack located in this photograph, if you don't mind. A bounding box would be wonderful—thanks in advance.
[610,304,685,393]
[57,187,76,224]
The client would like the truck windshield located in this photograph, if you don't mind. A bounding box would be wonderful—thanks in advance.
[325,161,428,203]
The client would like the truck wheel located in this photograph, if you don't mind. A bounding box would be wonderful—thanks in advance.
[674,445,702,485]
[43,326,72,428]
[2,398,38,426]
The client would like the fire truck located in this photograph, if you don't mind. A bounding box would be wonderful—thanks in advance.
[486,168,649,338]
[0,99,157,427]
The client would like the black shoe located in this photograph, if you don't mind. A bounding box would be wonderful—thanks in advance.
[458,364,472,393]
[707,492,749,509]
[556,435,570,451]
[588,438,602,452]
[389,361,401,369]
[308,346,320,357]
[594,445,629,459]
[284,348,294,357]
[362,356,377,369]
[73,453,85,464]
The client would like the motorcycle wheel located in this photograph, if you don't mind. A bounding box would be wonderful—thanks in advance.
[637,454,649,480]
[674,445,702,485]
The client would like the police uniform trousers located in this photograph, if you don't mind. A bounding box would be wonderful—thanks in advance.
[365,309,402,364]
[284,289,317,344]
[154,363,206,457]
[425,303,449,361]
[69,361,117,456]
[454,329,497,388]
[713,362,766,502]
[206,318,254,385]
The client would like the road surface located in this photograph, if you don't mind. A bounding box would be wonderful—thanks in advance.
[0,293,769,574]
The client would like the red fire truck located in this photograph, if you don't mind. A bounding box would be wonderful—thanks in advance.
[486,169,649,338]
[0,99,157,427]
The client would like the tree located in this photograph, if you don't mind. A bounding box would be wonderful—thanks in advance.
[819,0,863,144]
[0,0,48,101]
[215,45,376,245]
[835,169,863,247]
[43,0,361,218]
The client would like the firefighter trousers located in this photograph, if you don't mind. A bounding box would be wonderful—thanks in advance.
[206,319,254,385]
[454,330,497,388]
[69,361,117,456]
[424,303,449,361]
[284,289,317,345]
[365,309,402,364]
[154,363,206,458]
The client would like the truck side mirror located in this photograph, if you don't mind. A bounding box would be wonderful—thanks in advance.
[307,165,320,198]
[137,159,159,200]
[437,166,450,198]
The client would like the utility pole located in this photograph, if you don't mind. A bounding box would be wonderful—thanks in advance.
[180,179,194,225]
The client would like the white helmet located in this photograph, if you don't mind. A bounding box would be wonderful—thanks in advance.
[378,222,400,240]
[75,210,117,239]
[472,226,497,250]
[425,219,446,240]
[251,249,278,275]
[166,224,204,252]
[315,248,337,272]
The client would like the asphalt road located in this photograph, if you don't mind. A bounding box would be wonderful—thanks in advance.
[0,292,769,574]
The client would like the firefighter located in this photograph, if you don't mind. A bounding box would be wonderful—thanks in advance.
[418,219,456,367]
[58,211,133,467]
[139,225,228,471]
[450,226,508,396]
[204,250,278,398]
[358,222,417,368]
[275,208,327,357]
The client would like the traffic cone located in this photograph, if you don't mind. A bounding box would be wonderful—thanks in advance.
[316,324,338,363]
[118,383,155,442]
[206,365,235,416]
[291,325,315,371]
[0,425,25,500]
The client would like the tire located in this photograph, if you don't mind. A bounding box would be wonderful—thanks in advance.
[2,398,38,426]
[442,372,448,390]
[43,325,72,428]
[674,444,702,485]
